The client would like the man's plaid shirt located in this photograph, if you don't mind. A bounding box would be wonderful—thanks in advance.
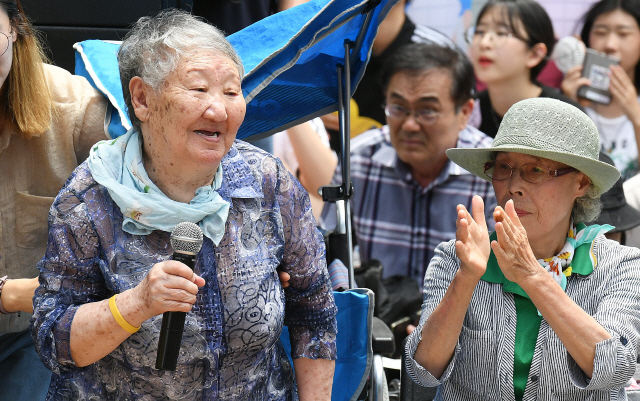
[321,125,497,282]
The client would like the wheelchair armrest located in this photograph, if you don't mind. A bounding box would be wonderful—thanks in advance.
[372,316,395,355]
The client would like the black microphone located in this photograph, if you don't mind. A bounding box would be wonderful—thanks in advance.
[155,222,203,371]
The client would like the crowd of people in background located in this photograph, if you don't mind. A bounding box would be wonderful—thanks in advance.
[2,0,640,399]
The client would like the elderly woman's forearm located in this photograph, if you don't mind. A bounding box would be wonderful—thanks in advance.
[70,289,146,367]
[522,272,611,377]
[294,357,334,401]
[414,270,479,379]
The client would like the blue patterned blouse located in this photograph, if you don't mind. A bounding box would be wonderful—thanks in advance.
[31,141,338,400]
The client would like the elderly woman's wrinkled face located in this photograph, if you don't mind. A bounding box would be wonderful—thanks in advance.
[491,152,590,245]
[141,51,245,171]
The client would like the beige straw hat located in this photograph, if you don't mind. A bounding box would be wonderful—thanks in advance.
[446,97,620,195]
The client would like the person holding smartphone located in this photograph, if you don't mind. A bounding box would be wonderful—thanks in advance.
[561,0,640,181]
[467,0,582,139]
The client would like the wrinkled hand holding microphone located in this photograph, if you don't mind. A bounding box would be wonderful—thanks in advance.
[156,222,204,371]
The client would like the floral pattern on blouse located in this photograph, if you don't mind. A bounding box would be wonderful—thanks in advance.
[31,141,337,401]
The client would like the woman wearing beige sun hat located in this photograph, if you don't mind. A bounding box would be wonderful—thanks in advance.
[405,97,640,400]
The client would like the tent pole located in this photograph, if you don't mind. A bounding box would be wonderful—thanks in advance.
[337,41,356,289]
[349,2,378,68]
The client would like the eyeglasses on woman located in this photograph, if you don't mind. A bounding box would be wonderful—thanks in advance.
[484,160,577,184]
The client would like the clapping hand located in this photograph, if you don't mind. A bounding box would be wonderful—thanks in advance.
[455,195,491,280]
[491,200,541,284]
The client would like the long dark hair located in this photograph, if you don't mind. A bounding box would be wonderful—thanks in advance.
[580,0,640,92]
[475,0,555,82]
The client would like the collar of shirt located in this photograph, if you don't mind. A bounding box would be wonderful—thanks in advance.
[481,227,596,299]
[371,125,488,186]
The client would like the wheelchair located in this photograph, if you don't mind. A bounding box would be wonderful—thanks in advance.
[321,195,441,401]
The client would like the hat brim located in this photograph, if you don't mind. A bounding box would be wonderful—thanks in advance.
[446,145,621,196]
[594,204,640,232]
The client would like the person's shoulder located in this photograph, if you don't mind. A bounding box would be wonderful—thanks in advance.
[474,89,490,102]
[43,63,100,104]
[228,139,285,176]
[539,85,585,112]
[54,161,100,206]
[457,125,493,149]
[472,90,491,124]
[233,138,276,159]
[351,126,389,153]
[42,63,71,79]
[593,235,640,269]
[410,21,457,49]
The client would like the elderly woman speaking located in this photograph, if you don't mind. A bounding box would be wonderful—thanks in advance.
[31,10,337,401]
[405,97,640,400]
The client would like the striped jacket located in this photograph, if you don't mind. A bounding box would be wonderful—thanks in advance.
[406,236,640,400]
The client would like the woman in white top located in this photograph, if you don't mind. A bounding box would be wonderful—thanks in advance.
[468,0,581,139]
[562,0,640,180]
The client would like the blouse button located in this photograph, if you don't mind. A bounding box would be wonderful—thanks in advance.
[531,375,539,382]
[621,336,628,346]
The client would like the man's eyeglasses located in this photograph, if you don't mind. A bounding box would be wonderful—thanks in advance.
[384,104,441,126]
[484,160,577,184]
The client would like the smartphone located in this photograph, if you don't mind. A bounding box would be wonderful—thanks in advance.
[577,48,620,105]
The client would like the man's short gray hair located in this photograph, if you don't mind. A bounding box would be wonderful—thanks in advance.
[118,9,244,133]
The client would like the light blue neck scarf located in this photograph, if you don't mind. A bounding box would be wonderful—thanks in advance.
[86,130,230,245]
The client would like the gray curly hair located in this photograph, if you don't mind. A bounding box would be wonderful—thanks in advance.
[572,183,602,224]
[118,9,244,133]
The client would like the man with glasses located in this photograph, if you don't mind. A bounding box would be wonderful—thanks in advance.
[321,42,496,283]
[320,0,456,142]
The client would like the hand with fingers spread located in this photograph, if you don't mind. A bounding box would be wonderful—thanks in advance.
[490,200,542,284]
[608,65,640,123]
[455,195,491,280]
[131,261,206,321]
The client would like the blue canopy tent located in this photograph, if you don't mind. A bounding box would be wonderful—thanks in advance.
[231,0,396,140]
[74,0,400,399]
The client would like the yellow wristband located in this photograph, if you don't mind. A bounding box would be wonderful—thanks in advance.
[109,295,140,334]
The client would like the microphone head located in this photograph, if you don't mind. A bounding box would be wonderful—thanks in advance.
[170,222,204,255]
[552,36,586,74]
